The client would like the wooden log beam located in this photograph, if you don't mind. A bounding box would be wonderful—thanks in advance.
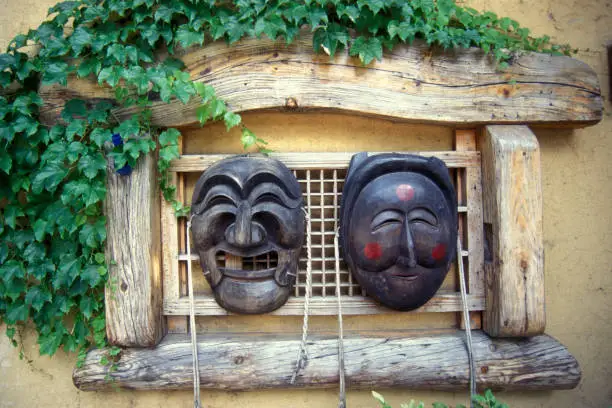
[479,126,545,337]
[40,33,602,128]
[105,152,164,347]
[73,331,580,391]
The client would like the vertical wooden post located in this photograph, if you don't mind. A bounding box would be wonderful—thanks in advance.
[479,125,545,337]
[455,129,483,331]
[105,152,165,347]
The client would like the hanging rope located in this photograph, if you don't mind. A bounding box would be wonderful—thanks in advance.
[291,207,313,384]
[334,229,347,408]
[186,216,202,408]
[457,234,476,408]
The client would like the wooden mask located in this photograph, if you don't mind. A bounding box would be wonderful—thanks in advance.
[340,153,457,311]
[191,155,304,314]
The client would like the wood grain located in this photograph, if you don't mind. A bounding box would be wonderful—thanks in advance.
[39,33,602,128]
[73,331,580,391]
[455,129,485,331]
[169,151,480,172]
[479,126,545,337]
[163,293,485,316]
[104,153,164,347]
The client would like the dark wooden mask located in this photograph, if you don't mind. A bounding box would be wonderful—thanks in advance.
[340,153,457,311]
[191,155,304,314]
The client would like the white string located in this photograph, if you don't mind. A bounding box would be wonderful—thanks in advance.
[457,234,476,408]
[334,229,347,408]
[186,216,202,408]
[291,207,312,384]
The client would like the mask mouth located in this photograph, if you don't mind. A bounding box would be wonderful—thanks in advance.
[390,258,421,281]
[390,272,419,281]
[215,250,279,280]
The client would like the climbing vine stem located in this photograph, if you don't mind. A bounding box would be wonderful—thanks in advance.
[0,0,570,359]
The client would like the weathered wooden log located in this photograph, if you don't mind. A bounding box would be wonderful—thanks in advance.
[480,126,545,337]
[73,331,580,391]
[40,32,602,128]
[105,152,164,347]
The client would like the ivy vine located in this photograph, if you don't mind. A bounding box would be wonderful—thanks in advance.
[0,0,569,360]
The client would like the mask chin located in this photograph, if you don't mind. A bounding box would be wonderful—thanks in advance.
[213,278,292,314]
[356,264,446,311]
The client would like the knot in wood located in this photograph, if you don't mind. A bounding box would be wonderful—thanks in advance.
[285,97,298,109]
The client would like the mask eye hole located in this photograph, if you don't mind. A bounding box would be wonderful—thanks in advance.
[253,193,283,206]
[408,208,438,227]
[371,210,403,232]
[206,195,235,209]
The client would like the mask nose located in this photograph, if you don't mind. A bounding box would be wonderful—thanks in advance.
[401,215,418,268]
[225,202,265,247]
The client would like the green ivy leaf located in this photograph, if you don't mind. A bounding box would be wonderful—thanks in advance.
[69,27,92,55]
[223,111,242,130]
[62,99,88,121]
[98,66,122,88]
[32,163,68,193]
[65,119,87,140]
[0,149,12,174]
[5,302,28,324]
[313,23,349,56]
[154,5,174,23]
[78,153,107,180]
[175,26,205,48]
[38,327,64,356]
[241,128,257,149]
[350,36,383,65]
[173,79,196,104]
[25,286,52,312]
[79,296,95,319]
[0,260,26,283]
[357,0,385,14]
[388,21,417,42]
[54,255,81,289]
[41,61,69,86]
[158,128,181,147]
[115,117,140,138]
[89,128,112,147]
[33,219,49,242]
[159,144,179,163]
[80,264,105,288]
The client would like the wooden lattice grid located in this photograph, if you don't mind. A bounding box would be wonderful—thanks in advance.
[162,150,484,317]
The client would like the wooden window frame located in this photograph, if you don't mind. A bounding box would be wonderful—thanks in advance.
[68,32,601,391]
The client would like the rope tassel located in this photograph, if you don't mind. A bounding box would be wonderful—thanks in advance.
[457,234,476,408]
[334,230,347,408]
[291,207,313,384]
[186,216,202,408]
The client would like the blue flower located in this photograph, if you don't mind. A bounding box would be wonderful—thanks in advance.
[112,133,123,146]
[116,164,132,176]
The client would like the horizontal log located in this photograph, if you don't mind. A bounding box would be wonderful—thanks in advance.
[73,331,580,391]
[40,33,602,128]
[169,151,480,172]
[163,293,485,316]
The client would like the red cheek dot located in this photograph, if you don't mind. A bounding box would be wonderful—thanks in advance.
[432,243,447,261]
[364,242,382,260]
[396,184,415,201]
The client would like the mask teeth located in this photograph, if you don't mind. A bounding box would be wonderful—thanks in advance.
[216,251,278,271]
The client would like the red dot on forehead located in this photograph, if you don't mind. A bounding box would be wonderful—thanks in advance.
[396,184,415,201]
[432,243,447,261]
[364,242,382,260]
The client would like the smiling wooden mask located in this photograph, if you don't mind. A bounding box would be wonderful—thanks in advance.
[191,155,304,314]
[340,153,457,311]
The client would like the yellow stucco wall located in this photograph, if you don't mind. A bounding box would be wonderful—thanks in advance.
[0,0,611,407]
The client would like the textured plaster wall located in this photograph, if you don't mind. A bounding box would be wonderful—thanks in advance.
[0,0,611,407]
